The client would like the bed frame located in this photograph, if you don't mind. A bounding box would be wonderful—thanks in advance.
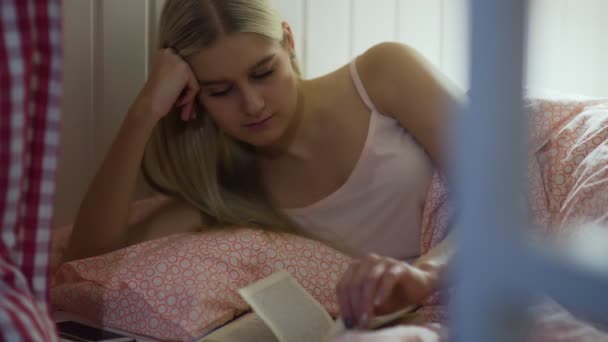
[452,0,608,340]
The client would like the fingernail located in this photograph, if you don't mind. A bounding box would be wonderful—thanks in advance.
[374,295,381,306]
[344,318,353,330]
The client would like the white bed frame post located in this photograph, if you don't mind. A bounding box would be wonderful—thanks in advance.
[451,0,608,340]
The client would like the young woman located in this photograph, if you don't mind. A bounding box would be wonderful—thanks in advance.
[65,0,459,332]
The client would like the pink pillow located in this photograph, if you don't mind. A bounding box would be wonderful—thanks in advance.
[51,229,352,341]
[51,195,173,275]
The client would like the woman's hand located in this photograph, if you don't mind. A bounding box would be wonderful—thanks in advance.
[336,254,438,329]
[133,48,200,124]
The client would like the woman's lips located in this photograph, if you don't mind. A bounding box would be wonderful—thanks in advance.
[244,114,274,128]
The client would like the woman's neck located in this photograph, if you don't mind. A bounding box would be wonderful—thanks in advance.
[256,78,325,162]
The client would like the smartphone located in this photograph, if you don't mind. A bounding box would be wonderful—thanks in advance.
[57,321,136,342]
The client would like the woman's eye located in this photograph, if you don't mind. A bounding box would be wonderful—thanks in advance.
[252,69,274,79]
[209,88,231,97]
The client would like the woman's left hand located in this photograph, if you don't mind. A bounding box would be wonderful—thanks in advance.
[336,254,438,329]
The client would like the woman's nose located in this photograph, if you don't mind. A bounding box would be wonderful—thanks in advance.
[241,86,265,117]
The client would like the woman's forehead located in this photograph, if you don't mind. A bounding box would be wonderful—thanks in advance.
[189,33,280,80]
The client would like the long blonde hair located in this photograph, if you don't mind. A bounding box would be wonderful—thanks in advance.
[142,0,305,236]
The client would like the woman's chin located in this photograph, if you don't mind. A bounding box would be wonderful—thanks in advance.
[245,133,289,155]
[246,135,282,150]
[240,128,287,150]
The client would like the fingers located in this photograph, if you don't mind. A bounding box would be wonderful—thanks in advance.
[180,101,194,121]
[337,254,388,329]
[337,261,358,329]
[352,254,384,328]
[185,72,201,104]
[374,262,408,309]
[139,47,203,122]
[178,65,200,122]
[159,47,200,122]
[337,256,435,334]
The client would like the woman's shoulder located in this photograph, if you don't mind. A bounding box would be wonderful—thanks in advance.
[355,42,422,93]
[304,42,423,111]
[357,41,417,65]
[311,42,415,84]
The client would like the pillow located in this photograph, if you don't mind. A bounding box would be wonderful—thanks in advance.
[52,229,352,341]
[51,195,173,274]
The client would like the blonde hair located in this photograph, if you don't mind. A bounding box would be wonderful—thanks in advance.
[142,0,304,236]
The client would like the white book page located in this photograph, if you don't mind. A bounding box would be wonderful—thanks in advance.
[239,271,334,342]
[326,305,419,340]
[198,313,278,342]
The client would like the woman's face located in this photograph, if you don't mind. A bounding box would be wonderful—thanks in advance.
[188,31,299,148]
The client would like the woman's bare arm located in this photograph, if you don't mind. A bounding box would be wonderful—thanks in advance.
[64,49,201,261]
[64,108,158,261]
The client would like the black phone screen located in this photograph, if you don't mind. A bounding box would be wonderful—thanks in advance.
[56,321,134,341]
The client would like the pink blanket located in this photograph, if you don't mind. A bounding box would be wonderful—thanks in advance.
[415,96,608,340]
[421,96,608,254]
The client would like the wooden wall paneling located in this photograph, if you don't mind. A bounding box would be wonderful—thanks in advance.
[56,0,95,227]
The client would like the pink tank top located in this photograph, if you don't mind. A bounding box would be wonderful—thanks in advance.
[284,59,434,260]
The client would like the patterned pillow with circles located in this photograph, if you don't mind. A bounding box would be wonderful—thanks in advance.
[52,229,352,341]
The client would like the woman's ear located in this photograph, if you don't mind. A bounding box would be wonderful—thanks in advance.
[281,21,295,56]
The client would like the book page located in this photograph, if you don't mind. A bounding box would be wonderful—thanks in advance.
[198,313,278,342]
[239,271,334,342]
[326,305,419,340]
[369,304,419,328]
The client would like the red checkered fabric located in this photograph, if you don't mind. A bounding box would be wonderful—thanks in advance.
[0,0,62,340]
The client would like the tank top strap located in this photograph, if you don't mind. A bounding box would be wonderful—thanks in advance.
[349,57,381,114]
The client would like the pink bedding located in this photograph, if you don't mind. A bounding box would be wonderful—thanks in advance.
[416,96,608,340]
[52,228,351,340]
[51,96,608,341]
[421,97,608,253]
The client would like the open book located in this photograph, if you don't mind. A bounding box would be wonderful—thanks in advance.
[198,270,417,342]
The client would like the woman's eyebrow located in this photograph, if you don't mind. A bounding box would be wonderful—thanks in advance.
[250,54,275,70]
[198,54,275,86]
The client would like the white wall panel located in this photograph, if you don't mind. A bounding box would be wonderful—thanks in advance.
[306,0,351,78]
[58,0,153,226]
[352,0,396,57]
[56,0,95,227]
[560,0,605,97]
[527,0,608,97]
[99,1,153,199]
[440,0,470,90]
[526,0,567,95]
[97,1,149,164]
[155,0,165,24]
[602,1,608,97]
[150,0,166,50]
[397,0,442,68]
